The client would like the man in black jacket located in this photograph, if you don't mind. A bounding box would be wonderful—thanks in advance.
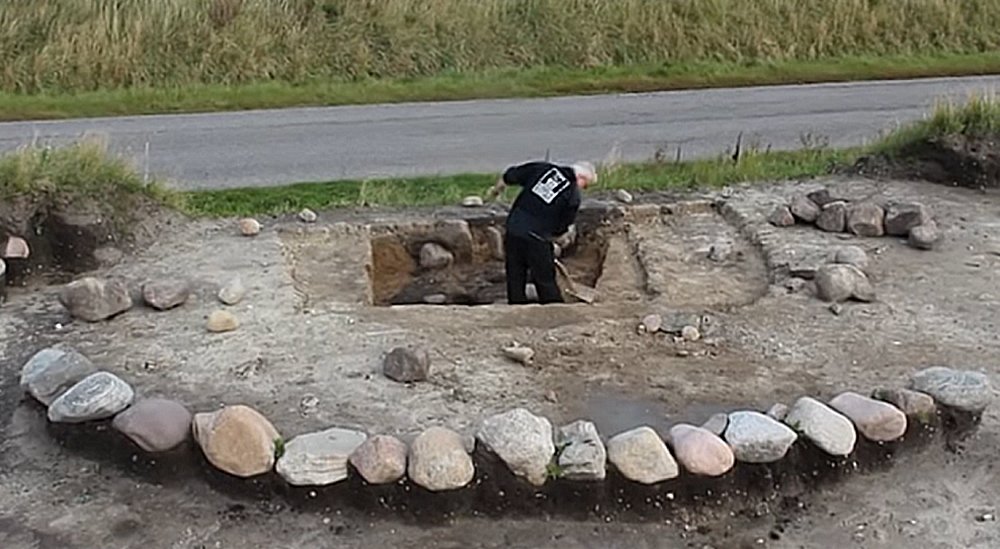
[487,160,597,304]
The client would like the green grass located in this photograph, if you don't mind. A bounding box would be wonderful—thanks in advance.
[871,91,1000,154]
[4,52,1000,121]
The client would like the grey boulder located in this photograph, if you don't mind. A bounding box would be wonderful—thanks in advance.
[724,411,798,463]
[784,396,857,456]
[20,345,98,405]
[112,398,193,452]
[47,372,135,423]
[909,367,993,413]
[59,277,133,322]
[476,408,555,486]
[556,420,606,481]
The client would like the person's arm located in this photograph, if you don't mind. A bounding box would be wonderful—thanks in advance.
[487,162,543,200]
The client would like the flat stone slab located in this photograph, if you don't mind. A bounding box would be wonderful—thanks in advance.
[909,367,993,413]
[276,427,368,486]
[47,371,135,424]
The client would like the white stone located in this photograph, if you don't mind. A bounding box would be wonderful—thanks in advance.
[784,396,857,456]
[477,408,554,486]
[607,426,679,484]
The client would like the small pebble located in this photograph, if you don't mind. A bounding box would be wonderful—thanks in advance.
[681,325,701,342]
[615,189,634,204]
[298,208,318,223]
[829,303,844,316]
[238,218,260,236]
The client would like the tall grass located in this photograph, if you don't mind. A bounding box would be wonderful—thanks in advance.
[872,92,1000,153]
[3,0,1000,94]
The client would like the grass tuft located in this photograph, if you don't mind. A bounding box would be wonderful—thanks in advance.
[872,92,1000,154]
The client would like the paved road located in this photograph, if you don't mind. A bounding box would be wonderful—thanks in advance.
[2,76,1000,190]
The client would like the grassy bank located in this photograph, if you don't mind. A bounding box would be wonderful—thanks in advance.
[4,52,1000,121]
[4,0,1000,120]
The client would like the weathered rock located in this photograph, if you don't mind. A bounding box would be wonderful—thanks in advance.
[422,293,447,305]
[20,345,98,405]
[640,313,662,333]
[766,403,789,421]
[806,189,836,208]
[192,405,280,478]
[461,196,484,207]
[846,202,886,237]
[238,218,260,236]
[829,391,907,442]
[3,235,29,258]
[871,388,937,422]
[408,426,474,491]
[708,242,732,262]
[218,277,247,305]
[477,408,554,486]
[298,208,318,223]
[615,189,634,204]
[207,310,239,332]
[769,205,796,227]
[884,203,930,236]
[701,413,729,437]
[909,222,941,250]
[47,372,135,424]
[383,347,431,383]
[485,226,505,260]
[419,242,454,269]
[502,345,534,366]
[725,411,798,463]
[555,420,606,481]
[815,264,874,303]
[816,201,848,232]
[349,434,408,485]
[668,424,734,477]
[58,277,133,322]
[606,426,679,484]
[142,279,192,311]
[112,398,193,452]
[276,427,368,486]
[784,396,857,456]
[909,367,993,413]
[833,245,869,271]
[790,195,821,223]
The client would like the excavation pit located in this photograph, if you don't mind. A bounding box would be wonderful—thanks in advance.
[367,214,611,307]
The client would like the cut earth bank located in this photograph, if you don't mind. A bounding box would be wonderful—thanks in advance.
[1,175,998,548]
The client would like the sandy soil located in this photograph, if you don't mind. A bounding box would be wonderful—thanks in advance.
[1,175,998,548]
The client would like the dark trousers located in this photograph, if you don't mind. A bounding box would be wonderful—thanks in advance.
[504,232,564,305]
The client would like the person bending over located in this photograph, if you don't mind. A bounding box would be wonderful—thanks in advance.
[488,160,597,304]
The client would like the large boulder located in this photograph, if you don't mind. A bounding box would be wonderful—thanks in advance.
[47,371,135,423]
[724,411,798,463]
[408,426,475,491]
[909,367,993,413]
[668,424,735,477]
[606,426,679,484]
[112,398,193,452]
[476,408,554,486]
[829,392,907,442]
[815,264,875,303]
[816,201,848,232]
[20,345,98,405]
[784,396,857,456]
[275,427,368,486]
[555,420,606,481]
[846,202,886,237]
[192,405,281,478]
[58,277,133,322]
[349,434,408,485]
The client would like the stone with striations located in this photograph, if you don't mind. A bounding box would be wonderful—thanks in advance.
[419,242,454,269]
[769,205,796,227]
[207,310,239,332]
[20,345,98,405]
[142,279,192,311]
[383,347,431,383]
[784,396,857,456]
[833,245,869,271]
[238,218,260,236]
[59,277,133,322]
[871,388,937,422]
[909,222,941,250]
[846,202,886,237]
[816,201,848,232]
[349,434,408,485]
[408,426,474,491]
[477,408,555,486]
[815,263,874,303]
[47,371,135,424]
[668,424,735,477]
[218,277,247,305]
[607,426,679,484]
[724,411,798,463]
[192,405,280,478]
[112,398,193,452]
[556,420,606,481]
[276,427,368,486]
[790,195,821,223]
[829,391,907,442]
[909,367,993,413]
[884,203,930,236]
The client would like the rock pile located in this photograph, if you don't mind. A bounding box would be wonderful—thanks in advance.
[771,190,940,250]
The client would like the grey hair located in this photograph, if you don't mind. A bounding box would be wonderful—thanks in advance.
[572,161,598,183]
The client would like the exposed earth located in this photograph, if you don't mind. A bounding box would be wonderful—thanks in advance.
[1,175,998,548]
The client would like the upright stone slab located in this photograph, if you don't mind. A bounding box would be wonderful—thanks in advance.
[476,408,554,486]
[829,392,907,442]
[276,427,368,486]
[784,396,857,456]
[724,411,798,463]
[556,420,606,481]
[20,345,98,405]
[606,426,679,485]
[47,371,135,423]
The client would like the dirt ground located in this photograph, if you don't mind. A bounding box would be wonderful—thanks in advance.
[1,175,998,548]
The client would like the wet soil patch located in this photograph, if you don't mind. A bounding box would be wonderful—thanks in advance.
[37,403,975,526]
[369,211,611,306]
[851,134,1000,190]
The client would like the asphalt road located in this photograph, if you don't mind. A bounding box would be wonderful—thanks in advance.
[2,76,1000,190]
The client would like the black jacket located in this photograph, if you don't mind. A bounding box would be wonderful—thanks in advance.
[502,161,581,240]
